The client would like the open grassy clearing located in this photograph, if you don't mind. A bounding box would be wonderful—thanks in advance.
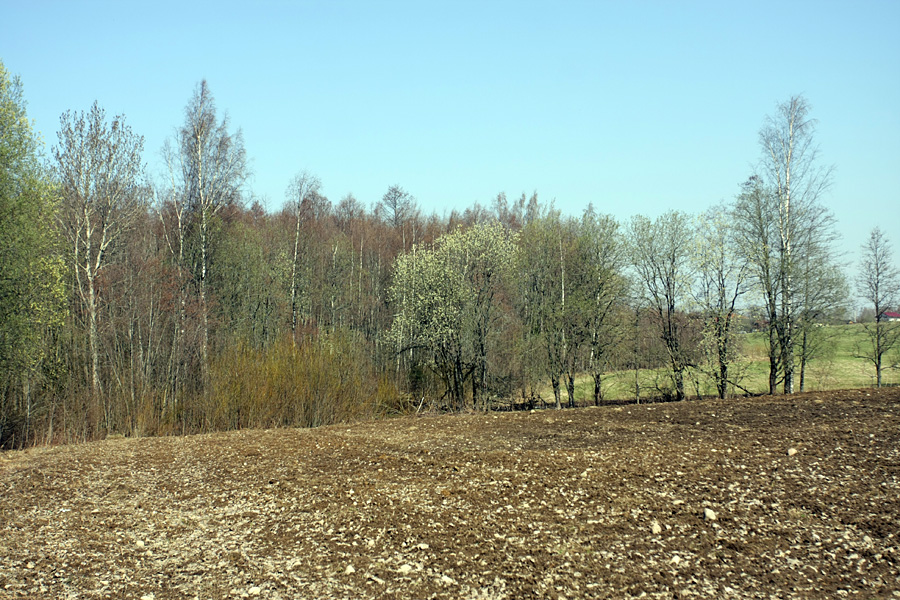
[553,325,899,405]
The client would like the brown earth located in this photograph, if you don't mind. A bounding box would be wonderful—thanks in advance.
[1,388,899,599]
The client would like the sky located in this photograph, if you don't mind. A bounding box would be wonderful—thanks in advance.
[2,0,899,291]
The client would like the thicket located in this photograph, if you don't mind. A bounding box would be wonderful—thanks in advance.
[2,64,897,449]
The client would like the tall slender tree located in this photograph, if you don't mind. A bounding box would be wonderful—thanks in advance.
[580,206,627,405]
[733,176,782,394]
[758,95,833,394]
[158,139,194,410]
[286,171,321,340]
[517,211,571,409]
[792,208,846,392]
[177,81,248,388]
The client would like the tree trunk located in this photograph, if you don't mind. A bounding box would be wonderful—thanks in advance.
[717,367,727,399]
[875,320,883,388]
[199,206,209,392]
[782,311,794,394]
[798,327,808,393]
[673,363,685,401]
[768,320,778,395]
[717,319,729,399]
[22,377,31,443]
[87,273,101,407]
[876,355,882,388]
[551,375,561,410]
[558,230,567,412]
[290,203,302,341]
[634,365,641,404]
[454,355,465,411]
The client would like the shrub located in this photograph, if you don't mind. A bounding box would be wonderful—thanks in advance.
[207,330,400,431]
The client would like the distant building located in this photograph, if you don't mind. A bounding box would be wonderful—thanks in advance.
[882,311,900,322]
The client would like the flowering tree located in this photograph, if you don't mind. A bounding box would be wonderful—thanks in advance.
[389,222,517,410]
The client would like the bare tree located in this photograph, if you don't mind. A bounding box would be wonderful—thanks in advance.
[733,177,783,394]
[628,211,695,401]
[376,184,418,251]
[286,171,321,339]
[517,211,575,409]
[377,184,414,229]
[856,227,900,387]
[55,101,145,418]
[158,141,188,408]
[694,204,749,398]
[177,81,248,387]
[758,95,833,394]
[793,210,846,391]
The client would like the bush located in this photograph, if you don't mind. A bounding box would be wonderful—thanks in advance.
[207,331,400,431]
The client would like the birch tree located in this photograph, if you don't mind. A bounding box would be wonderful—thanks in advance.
[55,101,145,416]
[793,209,846,391]
[176,80,248,387]
[286,171,321,339]
[733,176,782,394]
[758,95,833,394]
[516,210,619,408]
[580,207,627,405]
[158,139,194,408]
[517,212,572,409]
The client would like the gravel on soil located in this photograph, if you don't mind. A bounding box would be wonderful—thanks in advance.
[1,387,899,599]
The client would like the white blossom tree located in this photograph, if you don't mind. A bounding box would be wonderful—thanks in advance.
[389,222,517,410]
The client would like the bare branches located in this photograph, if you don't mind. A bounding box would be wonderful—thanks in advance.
[55,101,146,407]
[858,227,900,318]
[694,205,749,398]
[755,95,836,394]
[856,228,900,386]
[176,81,249,387]
[627,211,695,401]
[286,170,322,338]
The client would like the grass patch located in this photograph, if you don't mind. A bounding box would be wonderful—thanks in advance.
[539,324,899,404]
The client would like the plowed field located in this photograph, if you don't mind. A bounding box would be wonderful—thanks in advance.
[2,388,899,599]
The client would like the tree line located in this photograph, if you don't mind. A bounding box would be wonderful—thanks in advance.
[2,62,898,448]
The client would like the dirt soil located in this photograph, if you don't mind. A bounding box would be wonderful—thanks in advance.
[1,388,899,600]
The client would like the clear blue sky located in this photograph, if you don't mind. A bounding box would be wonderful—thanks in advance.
[2,0,899,283]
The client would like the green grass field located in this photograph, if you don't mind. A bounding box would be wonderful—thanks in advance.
[542,324,899,404]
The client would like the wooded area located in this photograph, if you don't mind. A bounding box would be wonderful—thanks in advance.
[2,62,898,448]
